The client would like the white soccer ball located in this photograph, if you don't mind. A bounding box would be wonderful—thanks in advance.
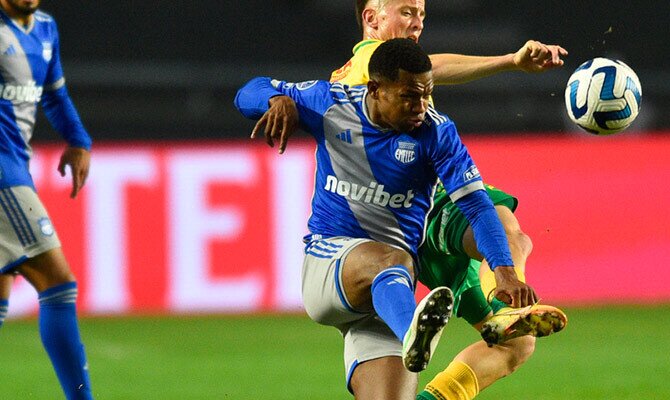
[564,57,642,135]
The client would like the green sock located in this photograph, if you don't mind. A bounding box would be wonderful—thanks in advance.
[416,390,436,400]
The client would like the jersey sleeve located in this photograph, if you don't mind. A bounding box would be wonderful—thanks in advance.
[44,19,64,90]
[40,21,92,150]
[428,114,485,201]
[454,190,514,269]
[234,77,332,134]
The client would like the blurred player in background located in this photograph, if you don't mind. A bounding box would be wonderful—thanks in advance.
[0,0,94,398]
[235,38,538,400]
[330,1,568,399]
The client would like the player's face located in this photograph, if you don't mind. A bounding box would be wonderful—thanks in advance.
[376,0,426,42]
[2,0,39,15]
[371,69,433,132]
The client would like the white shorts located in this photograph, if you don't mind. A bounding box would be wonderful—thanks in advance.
[0,186,61,273]
[301,236,403,391]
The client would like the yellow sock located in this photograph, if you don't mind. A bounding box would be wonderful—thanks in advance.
[480,266,526,302]
[424,360,479,400]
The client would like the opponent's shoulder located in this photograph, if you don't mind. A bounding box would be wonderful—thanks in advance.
[353,39,383,55]
[331,40,383,85]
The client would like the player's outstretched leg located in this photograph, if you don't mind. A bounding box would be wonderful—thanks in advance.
[480,304,567,347]
[402,286,454,372]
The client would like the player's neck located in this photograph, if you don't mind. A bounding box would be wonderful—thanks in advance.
[362,25,386,41]
[363,33,383,41]
[0,2,34,28]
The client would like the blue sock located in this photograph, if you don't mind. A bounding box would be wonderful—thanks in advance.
[371,265,416,342]
[0,298,8,329]
[39,282,93,400]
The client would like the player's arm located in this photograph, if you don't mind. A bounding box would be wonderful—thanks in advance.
[234,77,297,153]
[235,77,328,154]
[430,117,537,307]
[430,40,568,85]
[454,191,537,307]
[41,28,92,199]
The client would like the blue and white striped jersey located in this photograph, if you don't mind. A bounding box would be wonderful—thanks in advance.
[0,9,91,189]
[236,77,488,258]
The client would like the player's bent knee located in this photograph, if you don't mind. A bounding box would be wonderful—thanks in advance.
[504,335,536,372]
[350,242,415,278]
[378,247,414,273]
[509,229,533,258]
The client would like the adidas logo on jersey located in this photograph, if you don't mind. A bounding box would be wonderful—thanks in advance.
[3,44,16,56]
[0,81,43,103]
[324,175,414,209]
[335,129,352,144]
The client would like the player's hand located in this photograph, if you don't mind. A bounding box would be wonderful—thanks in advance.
[492,266,538,307]
[251,95,298,154]
[513,40,568,73]
[58,146,91,199]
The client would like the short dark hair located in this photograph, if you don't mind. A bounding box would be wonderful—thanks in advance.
[369,38,432,82]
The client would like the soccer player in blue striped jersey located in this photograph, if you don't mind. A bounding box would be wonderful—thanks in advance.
[0,0,94,398]
[235,38,536,400]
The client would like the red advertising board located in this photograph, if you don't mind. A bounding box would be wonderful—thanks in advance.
[7,133,670,317]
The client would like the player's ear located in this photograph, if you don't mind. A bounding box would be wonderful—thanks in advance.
[367,80,380,98]
[362,7,378,29]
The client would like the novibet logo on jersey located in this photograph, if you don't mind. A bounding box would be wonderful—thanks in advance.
[0,81,43,103]
[324,175,415,208]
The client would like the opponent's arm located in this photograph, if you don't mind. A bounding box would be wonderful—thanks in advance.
[455,190,538,307]
[430,40,568,85]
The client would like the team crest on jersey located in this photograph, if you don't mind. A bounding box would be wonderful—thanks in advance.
[38,217,55,236]
[42,42,52,62]
[394,140,417,165]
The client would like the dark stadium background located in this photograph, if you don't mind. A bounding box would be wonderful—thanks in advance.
[36,0,669,140]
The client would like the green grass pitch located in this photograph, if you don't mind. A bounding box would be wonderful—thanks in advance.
[1,305,669,399]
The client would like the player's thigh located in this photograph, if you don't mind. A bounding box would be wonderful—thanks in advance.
[18,248,75,292]
[302,237,373,327]
[455,269,494,326]
[340,240,414,310]
[417,238,470,290]
[419,244,491,324]
[344,315,417,399]
[0,186,70,289]
[349,357,417,400]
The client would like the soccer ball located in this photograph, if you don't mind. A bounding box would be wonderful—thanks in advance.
[564,57,642,135]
